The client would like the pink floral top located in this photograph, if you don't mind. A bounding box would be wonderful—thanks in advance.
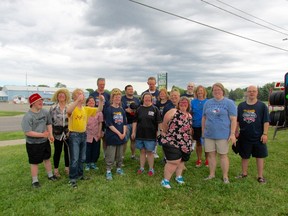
[86,112,103,143]
[161,110,193,152]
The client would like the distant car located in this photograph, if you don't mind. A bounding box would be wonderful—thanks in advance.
[43,100,54,106]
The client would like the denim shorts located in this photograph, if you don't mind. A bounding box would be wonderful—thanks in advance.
[124,124,133,143]
[136,139,156,151]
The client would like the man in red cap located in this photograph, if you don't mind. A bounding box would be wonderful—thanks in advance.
[21,93,57,188]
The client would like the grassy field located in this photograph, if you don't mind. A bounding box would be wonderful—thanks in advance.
[0,128,287,216]
[0,131,24,141]
[0,111,25,117]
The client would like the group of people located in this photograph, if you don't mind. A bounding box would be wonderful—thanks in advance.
[21,77,269,189]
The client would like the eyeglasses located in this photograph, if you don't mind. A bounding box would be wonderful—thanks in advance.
[179,101,189,105]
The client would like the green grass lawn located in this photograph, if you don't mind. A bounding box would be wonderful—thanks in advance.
[0,128,287,215]
[0,111,25,116]
[0,131,24,141]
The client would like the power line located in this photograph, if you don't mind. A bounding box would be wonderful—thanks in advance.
[201,0,288,37]
[128,0,288,52]
[215,0,288,33]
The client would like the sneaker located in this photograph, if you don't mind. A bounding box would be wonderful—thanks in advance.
[137,168,144,174]
[32,181,41,188]
[205,160,209,167]
[85,164,90,171]
[257,177,266,184]
[161,179,171,189]
[90,163,99,170]
[223,178,230,184]
[116,168,124,175]
[235,174,248,179]
[204,175,215,181]
[69,181,77,188]
[195,160,202,167]
[106,172,113,180]
[48,175,57,181]
[148,169,154,176]
[175,176,185,184]
[153,153,159,159]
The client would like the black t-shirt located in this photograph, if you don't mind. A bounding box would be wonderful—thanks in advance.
[134,105,162,140]
[237,101,269,142]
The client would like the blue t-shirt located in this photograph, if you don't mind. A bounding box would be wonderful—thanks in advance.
[191,98,208,128]
[203,98,237,139]
[141,89,160,105]
[156,100,172,119]
[105,106,127,145]
[89,91,110,113]
[237,101,269,142]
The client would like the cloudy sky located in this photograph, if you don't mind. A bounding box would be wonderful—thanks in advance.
[1,0,288,93]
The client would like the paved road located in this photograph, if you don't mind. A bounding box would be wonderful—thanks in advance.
[0,102,51,132]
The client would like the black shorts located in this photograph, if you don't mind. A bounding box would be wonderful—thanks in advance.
[238,139,268,159]
[162,144,191,162]
[192,127,202,141]
[26,140,51,164]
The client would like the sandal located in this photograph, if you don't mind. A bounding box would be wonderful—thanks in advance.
[204,175,215,181]
[235,174,248,179]
[257,177,266,184]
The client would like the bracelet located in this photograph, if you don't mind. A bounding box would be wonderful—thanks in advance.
[263,133,267,135]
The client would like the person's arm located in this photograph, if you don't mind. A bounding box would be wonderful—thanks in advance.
[25,130,49,138]
[228,116,237,144]
[162,109,175,133]
[261,122,269,144]
[201,116,206,137]
[97,94,104,113]
[131,122,137,140]
[47,124,54,142]
[67,94,84,116]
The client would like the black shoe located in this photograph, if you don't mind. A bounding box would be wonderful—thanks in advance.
[32,181,41,188]
[79,176,90,180]
[68,181,78,188]
[48,175,57,181]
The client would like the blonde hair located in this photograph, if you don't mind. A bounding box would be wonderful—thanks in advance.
[194,85,207,99]
[72,88,84,101]
[110,88,122,103]
[158,88,170,101]
[51,88,71,103]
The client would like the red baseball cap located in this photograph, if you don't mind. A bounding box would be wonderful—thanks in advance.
[29,93,43,107]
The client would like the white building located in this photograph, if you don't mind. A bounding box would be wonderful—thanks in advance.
[0,85,90,103]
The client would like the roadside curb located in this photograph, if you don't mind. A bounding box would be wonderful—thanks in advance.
[0,139,25,147]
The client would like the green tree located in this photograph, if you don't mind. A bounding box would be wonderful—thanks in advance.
[55,82,66,88]
[86,88,94,94]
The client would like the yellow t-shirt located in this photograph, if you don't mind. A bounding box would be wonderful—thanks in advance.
[68,106,98,133]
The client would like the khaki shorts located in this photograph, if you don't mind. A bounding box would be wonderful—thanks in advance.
[204,138,229,154]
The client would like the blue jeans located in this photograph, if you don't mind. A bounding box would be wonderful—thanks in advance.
[69,132,87,182]
[86,138,101,163]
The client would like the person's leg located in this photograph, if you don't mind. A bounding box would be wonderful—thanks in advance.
[63,139,70,173]
[31,164,39,183]
[207,151,217,177]
[241,158,249,176]
[130,139,136,157]
[78,133,87,178]
[256,158,265,178]
[139,148,146,169]
[196,142,202,161]
[164,159,181,180]
[69,133,81,182]
[53,139,63,175]
[146,150,154,170]
[175,161,185,177]
[105,145,116,172]
[95,139,101,164]
[85,142,92,166]
[115,145,124,169]
[219,154,229,179]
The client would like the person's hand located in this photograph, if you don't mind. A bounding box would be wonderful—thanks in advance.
[228,134,236,145]
[261,134,268,144]
[77,93,84,103]
[43,131,49,138]
[99,94,104,102]
[49,135,54,143]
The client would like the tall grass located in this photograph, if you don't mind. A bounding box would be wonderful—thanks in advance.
[0,128,287,215]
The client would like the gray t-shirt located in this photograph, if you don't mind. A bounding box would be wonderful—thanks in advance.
[21,109,52,144]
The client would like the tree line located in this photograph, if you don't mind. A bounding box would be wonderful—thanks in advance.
[30,82,277,102]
